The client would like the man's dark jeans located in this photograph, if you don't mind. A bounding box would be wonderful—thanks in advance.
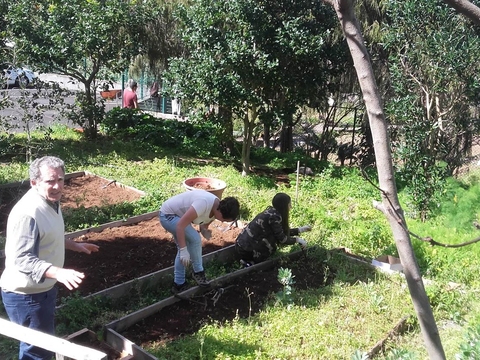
[2,287,57,360]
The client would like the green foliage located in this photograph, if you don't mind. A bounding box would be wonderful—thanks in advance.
[434,176,480,230]
[275,267,295,307]
[384,0,480,219]
[66,91,107,138]
[392,110,449,220]
[101,107,226,158]
[6,0,158,138]
[425,283,466,322]
[7,0,154,75]
[385,349,418,360]
[250,146,328,172]
[406,173,480,287]
[62,201,141,232]
[56,293,113,335]
[351,350,368,360]
[164,0,348,171]
[456,324,480,359]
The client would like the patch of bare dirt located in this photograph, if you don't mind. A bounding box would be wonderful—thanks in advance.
[61,174,143,209]
[60,217,242,301]
[0,174,143,235]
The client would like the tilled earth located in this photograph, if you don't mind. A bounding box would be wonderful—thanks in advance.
[1,173,335,359]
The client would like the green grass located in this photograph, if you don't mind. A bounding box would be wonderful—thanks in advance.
[1,125,480,359]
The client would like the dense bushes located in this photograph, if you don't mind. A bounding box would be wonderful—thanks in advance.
[100,107,225,157]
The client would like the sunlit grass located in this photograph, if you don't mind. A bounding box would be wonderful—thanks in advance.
[1,127,480,359]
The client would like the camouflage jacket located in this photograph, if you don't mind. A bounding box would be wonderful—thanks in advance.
[235,206,300,262]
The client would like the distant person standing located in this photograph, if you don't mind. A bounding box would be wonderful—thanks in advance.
[0,156,99,360]
[123,79,139,109]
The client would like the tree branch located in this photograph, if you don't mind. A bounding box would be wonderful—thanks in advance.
[443,0,480,26]
[361,166,480,248]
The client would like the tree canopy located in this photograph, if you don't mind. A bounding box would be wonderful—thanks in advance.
[6,0,158,137]
[163,0,349,174]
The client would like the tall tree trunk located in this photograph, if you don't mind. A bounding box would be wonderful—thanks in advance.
[219,106,235,155]
[280,114,293,153]
[263,123,271,148]
[241,107,257,176]
[324,0,446,358]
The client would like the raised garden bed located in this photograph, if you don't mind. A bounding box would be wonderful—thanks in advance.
[102,248,406,359]
[0,171,145,235]
[58,213,243,302]
[103,249,333,359]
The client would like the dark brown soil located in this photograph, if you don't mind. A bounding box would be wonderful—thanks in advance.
[1,172,331,357]
[60,216,242,300]
[0,174,144,235]
[122,253,333,349]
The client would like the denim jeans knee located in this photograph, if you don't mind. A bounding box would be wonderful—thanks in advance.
[159,212,204,285]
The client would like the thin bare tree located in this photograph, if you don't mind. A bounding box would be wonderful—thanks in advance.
[322,0,446,358]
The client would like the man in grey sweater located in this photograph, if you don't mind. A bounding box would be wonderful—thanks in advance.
[1,156,99,360]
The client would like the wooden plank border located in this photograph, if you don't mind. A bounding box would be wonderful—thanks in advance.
[0,318,107,360]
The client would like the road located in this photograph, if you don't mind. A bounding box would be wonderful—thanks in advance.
[0,74,124,132]
[0,73,179,133]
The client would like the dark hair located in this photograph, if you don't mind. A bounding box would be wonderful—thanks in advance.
[272,193,291,235]
[218,196,240,221]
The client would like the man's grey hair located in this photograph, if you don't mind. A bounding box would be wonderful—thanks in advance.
[29,156,65,181]
[127,79,137,89]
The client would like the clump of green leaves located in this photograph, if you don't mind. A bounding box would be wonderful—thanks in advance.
[56,293,113,335]
[456,324,480,359]
[101,107,225,158]
[276,267,295,307]
[351,350,368,360]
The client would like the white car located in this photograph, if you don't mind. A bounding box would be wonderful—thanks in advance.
[1,63,37,88]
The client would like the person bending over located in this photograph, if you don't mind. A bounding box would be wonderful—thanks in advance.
[159,190,240,294]
[235,192,311,265]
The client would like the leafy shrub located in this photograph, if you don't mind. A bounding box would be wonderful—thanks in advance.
[56,293,113,335]
[276,267,296,307]
[456,324,480,359]
[100,108,225,157]
[250,146,328,172]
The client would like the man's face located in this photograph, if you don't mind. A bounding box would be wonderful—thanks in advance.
[31,165,65,202]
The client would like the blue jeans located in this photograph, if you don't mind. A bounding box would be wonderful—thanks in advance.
[2,287,57,360]
[159,212,204,284]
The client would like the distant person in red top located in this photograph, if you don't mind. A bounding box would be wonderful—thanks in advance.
[123,79,138,109]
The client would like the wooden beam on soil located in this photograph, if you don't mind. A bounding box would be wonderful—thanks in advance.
[104,328,157,360]
[0,318,107,360]
[64,211,158,241]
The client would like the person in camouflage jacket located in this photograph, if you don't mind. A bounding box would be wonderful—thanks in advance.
[235,193,311,264]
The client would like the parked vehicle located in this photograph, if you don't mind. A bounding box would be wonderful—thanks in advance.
[0,63,37,88]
